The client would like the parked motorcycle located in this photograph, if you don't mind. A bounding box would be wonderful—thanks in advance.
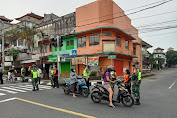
[63,77,89,98]
[91,79,134,107]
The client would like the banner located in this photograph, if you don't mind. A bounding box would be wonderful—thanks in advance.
[72,57,86,65]
[88,56,99,66]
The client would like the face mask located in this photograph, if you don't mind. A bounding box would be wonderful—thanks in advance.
[73,70,76,72]
[111,71,115,74]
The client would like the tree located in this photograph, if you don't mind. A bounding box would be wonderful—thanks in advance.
[166,50,177,67]
[6,48,20,63]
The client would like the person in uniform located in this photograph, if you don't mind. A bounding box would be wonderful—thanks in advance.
[53,65,59,88]
[21,65,26,82]
[28,64,39,91]
[132,62,141,105]
[83,65,91,92]
[49,66,54,87]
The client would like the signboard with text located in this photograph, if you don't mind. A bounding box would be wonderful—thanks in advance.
[88,56,99,66]
[72,57,86,65]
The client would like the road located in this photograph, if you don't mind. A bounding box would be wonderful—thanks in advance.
[0,68,177,118]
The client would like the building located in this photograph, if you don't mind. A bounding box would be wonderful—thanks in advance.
[168,47,174,51]
[74,0,142,76]
[142,41,153,72]
[153,47,166,68]
[0,16,13,31]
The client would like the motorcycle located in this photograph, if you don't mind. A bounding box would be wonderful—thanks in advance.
[63,76,89,98]
[91,79,134,107]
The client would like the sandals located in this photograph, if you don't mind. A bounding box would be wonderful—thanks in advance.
[109,104,115,108]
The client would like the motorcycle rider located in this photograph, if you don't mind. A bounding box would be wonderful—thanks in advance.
[103,65,115,108]
[70,66,78,98]
[132,62,141,105]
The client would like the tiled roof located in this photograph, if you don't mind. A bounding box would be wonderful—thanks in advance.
[0,16,13,22]
[16,12,44,20]
[155,47,164,50]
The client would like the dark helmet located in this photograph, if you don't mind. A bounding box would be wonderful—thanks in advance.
[107,65,115,71]
[71,66,75,72]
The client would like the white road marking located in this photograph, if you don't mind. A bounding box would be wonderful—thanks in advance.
[0,89,17,94]
[0,92,6,96]
[18,85,44,90]
[1,87,27,92]
[169,79,177,89]
[0,98,16,103]
[9,86,32,91]
[24,85,51,89]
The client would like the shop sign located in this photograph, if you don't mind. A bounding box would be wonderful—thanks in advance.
[48,55,57,61]
[5,56,13,61]
[62,54,70,57]
[108,55,116,59]
[88,56,99,66]
[5,62,12,66]
[72,57,86,65]
[32,54,39,60]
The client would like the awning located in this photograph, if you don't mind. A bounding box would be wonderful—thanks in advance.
[20,60,36,64]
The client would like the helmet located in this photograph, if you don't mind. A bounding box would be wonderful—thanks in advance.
[71,66,75,72]
[107,65,115,71]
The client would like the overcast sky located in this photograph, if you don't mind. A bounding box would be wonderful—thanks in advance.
[0,0,177,53]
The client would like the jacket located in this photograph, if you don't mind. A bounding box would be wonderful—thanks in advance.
[70,72,78,84]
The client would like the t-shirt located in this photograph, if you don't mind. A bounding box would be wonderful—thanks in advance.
[103,72,111,82]
[9,69,15,73]
[37,69,42,77]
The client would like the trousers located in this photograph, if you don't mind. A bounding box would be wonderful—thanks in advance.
[132,80,141,99]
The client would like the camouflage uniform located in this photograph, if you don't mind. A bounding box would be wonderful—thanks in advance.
[132,66,141,100]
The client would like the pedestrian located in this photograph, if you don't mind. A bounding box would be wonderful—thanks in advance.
[124,69,131,94]
[21,65,26,82]
[83,65,90,92]
[0,66,3,84]
[132,62,141,105]
[9,65,17,82]
[103,65,115,108]
[70,66,78,98]
[28,64,39,91]
[53,65,59,88]
[37,66,42,84]
[49,66,54,87]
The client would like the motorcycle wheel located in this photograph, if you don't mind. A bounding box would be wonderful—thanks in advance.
[82,88,89,98]
[63,85,70,95]
[91,91,102,103]
[121,95,134,107]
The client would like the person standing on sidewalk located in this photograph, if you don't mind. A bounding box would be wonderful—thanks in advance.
[83,65,90,92]
[132,62,141,105]
[0,66,3,84]
[28,64,39,91]
[53,65,59,88]
[49,66,54,87]
[21,65,26,82]
[37,67,42,84]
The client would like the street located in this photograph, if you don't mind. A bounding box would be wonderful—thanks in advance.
[0,69,177,118]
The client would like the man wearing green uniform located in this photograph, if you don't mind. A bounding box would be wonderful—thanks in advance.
[83,65,90,92]
[28,64,39,91]
[132,62,141,105]
[50,66,54,87]
[21,65,26,82]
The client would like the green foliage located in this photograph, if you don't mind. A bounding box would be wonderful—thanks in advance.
[166,50,177,67]
[6,48,20,61]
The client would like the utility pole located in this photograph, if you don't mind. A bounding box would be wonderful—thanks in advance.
[57,36,60,82]
[1,21,5,72]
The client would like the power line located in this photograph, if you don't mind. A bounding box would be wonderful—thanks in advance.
[76,0,169,23]
[76,0,173,27]
[140,31,177,38]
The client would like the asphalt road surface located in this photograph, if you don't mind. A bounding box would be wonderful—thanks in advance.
[0,68,177,118]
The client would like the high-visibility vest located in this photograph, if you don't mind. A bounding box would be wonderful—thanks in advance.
[137,67,142,80]
[83,68,90,78]
[21,68,24,74]
[31,68,38,78]
[51,69,54,75]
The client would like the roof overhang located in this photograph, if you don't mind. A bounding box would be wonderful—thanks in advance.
[133,42,141,45]
[75,26,136,40]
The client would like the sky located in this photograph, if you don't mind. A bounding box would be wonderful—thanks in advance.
[0,0,177,53]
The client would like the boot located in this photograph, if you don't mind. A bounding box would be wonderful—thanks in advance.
[134,99,140,105]
[36,85,39,90]
[32,87,35,91]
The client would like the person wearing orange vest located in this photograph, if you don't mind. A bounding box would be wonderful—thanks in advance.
[53,65,59,88]
[124,69,131,94]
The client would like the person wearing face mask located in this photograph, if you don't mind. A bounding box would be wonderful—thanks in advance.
[70,66,78,98]
[124,69,131,94]
[53,65,59,88]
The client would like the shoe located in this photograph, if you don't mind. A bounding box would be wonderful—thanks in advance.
[36,86,39,90]
[134,99,140,105]
[109,104,115,108]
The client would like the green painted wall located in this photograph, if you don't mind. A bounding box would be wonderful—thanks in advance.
[52,35,77,56]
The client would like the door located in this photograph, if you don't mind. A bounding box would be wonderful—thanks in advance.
[114,60,123,76]
[61,62,70,78]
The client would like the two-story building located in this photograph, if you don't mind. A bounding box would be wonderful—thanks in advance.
[73,0,142,76]
[153,47,166,68]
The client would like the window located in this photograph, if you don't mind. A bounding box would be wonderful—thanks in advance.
[102,32,112,36]
[125,40,129,49]
[89,34,99,46]
[66,40,74,50]
[133,47,136,55]
[116,36,121,47]
[78,37,86,48]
